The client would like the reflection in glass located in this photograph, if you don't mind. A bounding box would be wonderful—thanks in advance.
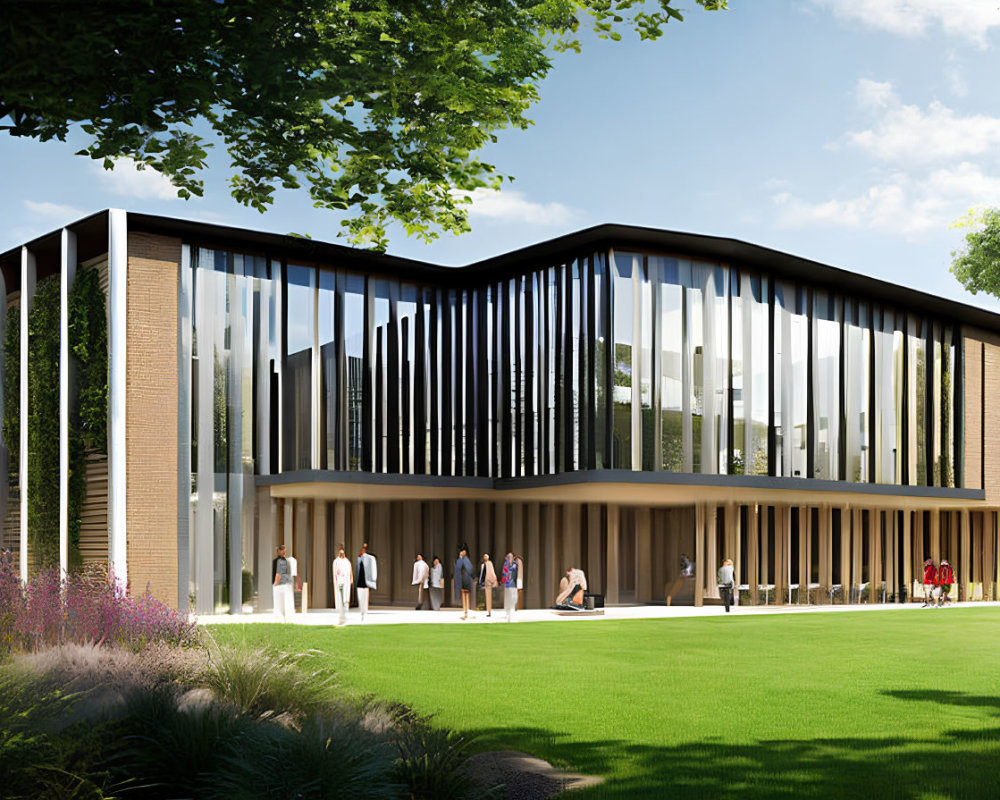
[812,290,840,480]
[657,257,683,471]
[775,282,807,478]
[612,252,636,469]
[283,265,313,472]
[844,300,871,482]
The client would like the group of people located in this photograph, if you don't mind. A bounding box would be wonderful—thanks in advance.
[449,546,522,622]
[921,557,955,608]
[275,542,523,625]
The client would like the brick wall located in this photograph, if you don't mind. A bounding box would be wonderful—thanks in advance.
[963,336,983,492]
[125,232,180,607]
[977,331,1000,506]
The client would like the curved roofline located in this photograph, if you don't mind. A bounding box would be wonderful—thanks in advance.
[3,210,999,333]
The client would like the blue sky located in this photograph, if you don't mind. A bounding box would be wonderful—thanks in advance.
[3,1,1000,309]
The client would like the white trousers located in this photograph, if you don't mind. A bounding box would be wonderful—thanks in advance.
[273,584,295,621]
[504,587,518,622]
[357,587,370,620]
[334,582,350,623]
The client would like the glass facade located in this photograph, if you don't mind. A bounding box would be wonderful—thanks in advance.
[176,243,967,611]
[179,244,964,495]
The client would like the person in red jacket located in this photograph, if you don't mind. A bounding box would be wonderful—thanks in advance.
[922,558,937,607]
[937,560,955,607]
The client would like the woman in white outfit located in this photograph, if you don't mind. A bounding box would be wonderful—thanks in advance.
[332,546,353,625]
[429,556,444,611]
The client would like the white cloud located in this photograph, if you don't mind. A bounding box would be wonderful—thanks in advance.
[813,0,1000,47]
[92,158,178,200]
[843,94,1000,163]
[23,200,84,223]
[774,163,1000,234]
[459,188,576,226]
[855,78,896,110]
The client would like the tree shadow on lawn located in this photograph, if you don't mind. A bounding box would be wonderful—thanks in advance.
[467,691,1000,799]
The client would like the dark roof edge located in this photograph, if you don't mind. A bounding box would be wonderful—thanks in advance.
[3,211,999,331]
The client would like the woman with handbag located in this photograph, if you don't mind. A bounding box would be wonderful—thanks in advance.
[479,553,498,617]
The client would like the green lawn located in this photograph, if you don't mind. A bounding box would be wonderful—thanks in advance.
[210,609,1000,799]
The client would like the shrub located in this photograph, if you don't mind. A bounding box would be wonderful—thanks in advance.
[200,638,334,720]
[0,555,198,659]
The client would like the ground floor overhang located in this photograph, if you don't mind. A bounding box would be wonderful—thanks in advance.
[259,469,985,511]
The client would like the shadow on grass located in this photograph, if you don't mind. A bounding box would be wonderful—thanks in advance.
[465,690,1000,799]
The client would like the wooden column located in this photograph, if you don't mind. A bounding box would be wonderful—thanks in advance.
[444,501,459,606]
[842,507,854,602]
[563,503,582,573]
[541,504,557,607]
[313,501,329,608]
[818,505,831,599]
[870,509,882,603]
[799,506,810,603]
[587,504,603,594]
[930,510,941,567]
[606,504,620,605]
[902,510,912,601]
[959,509,970,602]
[525,503,541,609]
[636,506,652,602]
[706,505,719,599]
[747,504,759,605]
[494,502,509,560]
[775,504,789,604]
[694,503,705,607]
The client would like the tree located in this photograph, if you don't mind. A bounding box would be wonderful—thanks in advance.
[950,207,1000,296]
[1,0,725,249]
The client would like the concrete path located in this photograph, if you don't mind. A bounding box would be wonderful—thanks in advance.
[198,599,1000,626]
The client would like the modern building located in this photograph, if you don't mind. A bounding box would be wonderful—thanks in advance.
[2,209,998,613]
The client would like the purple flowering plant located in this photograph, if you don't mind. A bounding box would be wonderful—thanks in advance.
[0,549,197,658]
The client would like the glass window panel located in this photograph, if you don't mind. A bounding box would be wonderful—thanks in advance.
[612,252,635,468]
[812,290,841,480]
[638,259,654,470]
[844,301,871,482]
[343,273,365,470]
[873,309,903,483]
[282,265,313,472]
[593,254,609,469]
[908,314,928,486]
[318,270,337,469]
[774,281,808,478]
[656,257,683,471]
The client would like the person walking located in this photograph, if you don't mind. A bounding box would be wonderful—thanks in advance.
[718,558,736,613]
[272,544,296,621]
[356,542,377,622]
[937,559,955,607]
[428,555,444,611]
[412,553,430,610]
[501,552,519,622]
[479,553,498,617]
[332,546,353,626]
[922,558,938,607]
[455,545,475,620]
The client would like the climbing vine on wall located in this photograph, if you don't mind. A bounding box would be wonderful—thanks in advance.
[27,276,61,569]
[3,306,18,487]
[2,266,107,571]
[68,267,108,453]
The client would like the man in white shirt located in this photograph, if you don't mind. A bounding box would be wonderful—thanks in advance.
[356,542,377,622]
[412,553,430,610]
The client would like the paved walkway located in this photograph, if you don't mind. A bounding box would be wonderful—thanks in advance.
[198,599,1000,626]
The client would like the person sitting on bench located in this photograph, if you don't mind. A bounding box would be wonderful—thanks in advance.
[555,567,588,609]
